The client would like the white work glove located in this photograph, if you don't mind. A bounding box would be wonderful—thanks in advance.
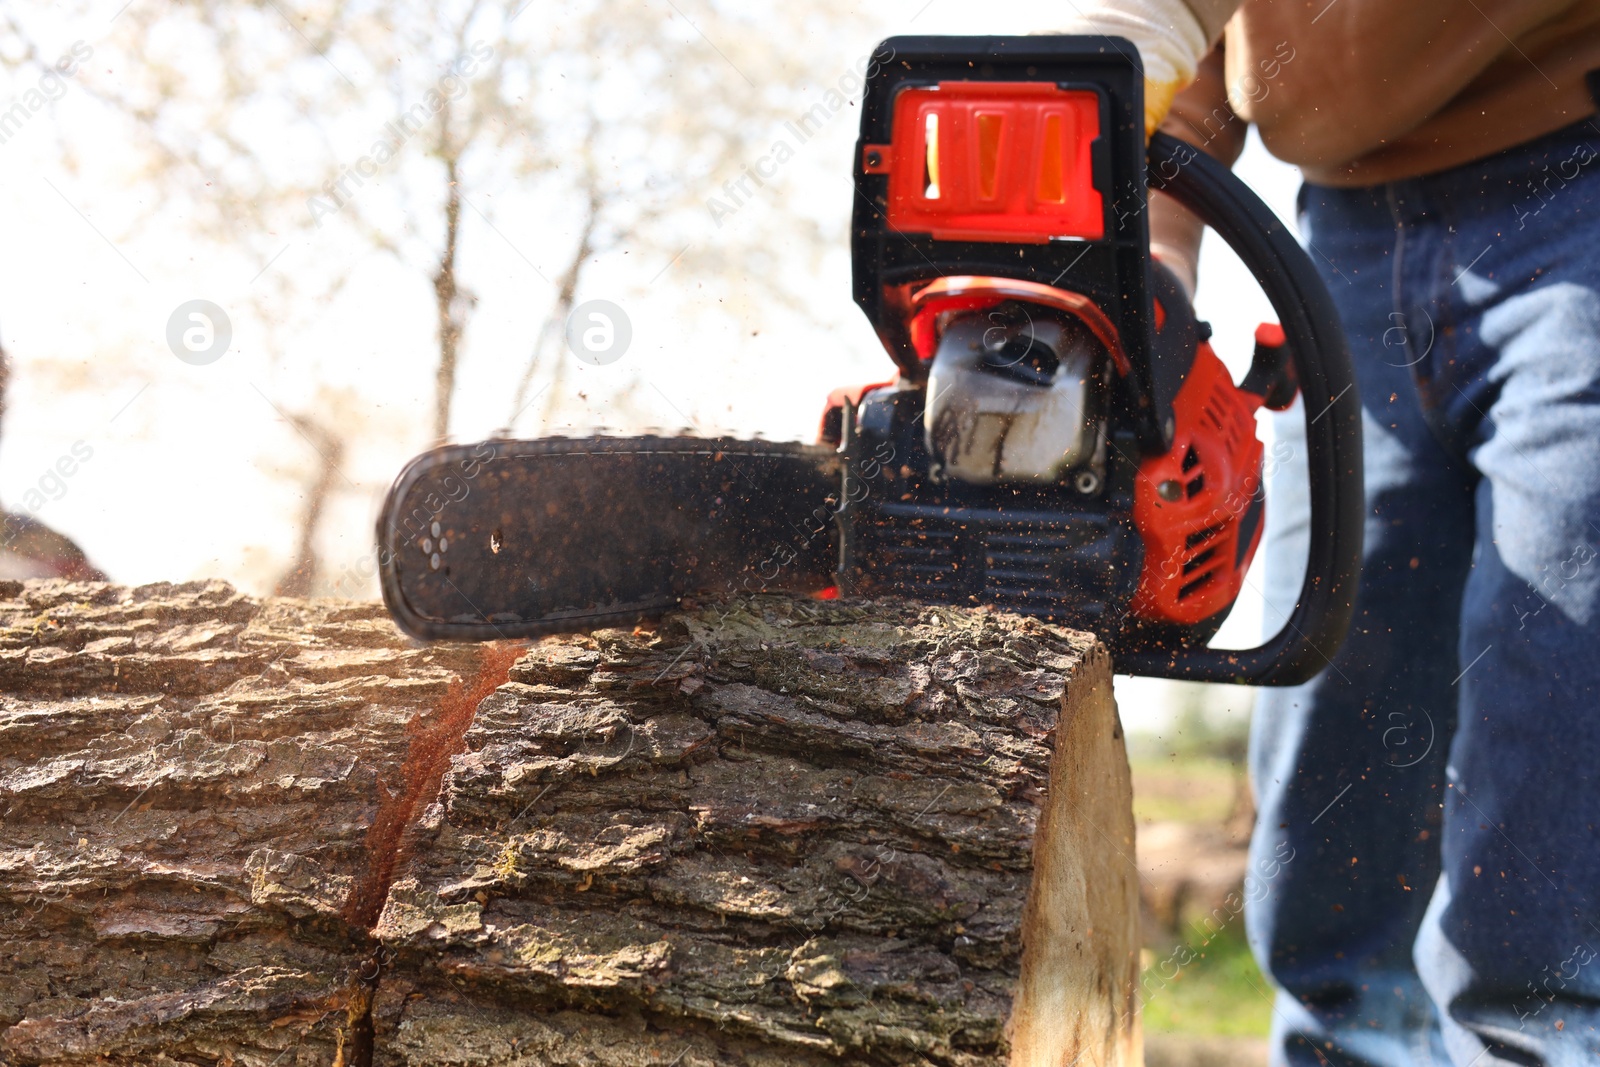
[1051,0,1215,136]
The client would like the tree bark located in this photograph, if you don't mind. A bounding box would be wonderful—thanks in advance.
[0,581,1140,1066]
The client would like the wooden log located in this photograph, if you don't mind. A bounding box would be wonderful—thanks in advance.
[0,580,1140,1066]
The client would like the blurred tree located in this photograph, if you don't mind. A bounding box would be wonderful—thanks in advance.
[2,0,867,588]
[270,409,346,596]
[7,0,861,438]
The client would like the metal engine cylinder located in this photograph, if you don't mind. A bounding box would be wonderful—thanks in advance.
[924,302,1107,486]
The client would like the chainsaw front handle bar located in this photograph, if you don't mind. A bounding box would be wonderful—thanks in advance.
[1119,133,1364,685]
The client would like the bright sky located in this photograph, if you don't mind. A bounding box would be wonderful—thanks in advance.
[0,1,1304,731]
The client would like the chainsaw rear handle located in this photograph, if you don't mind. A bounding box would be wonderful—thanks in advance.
[1118,133,1363,685]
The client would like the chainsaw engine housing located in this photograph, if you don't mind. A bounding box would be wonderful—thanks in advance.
[841,41,1298,646]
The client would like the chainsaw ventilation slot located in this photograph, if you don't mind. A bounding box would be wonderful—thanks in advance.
[924,113,941,199]
[1201,381,1246,452]
[977,112,1003,200]
[1175,513,1232,599]
[1038,113,1066,203]
[1177,570,1216,600]
[1176,443,1207,498]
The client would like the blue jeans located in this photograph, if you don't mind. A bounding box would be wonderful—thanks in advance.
[1250,118,1600,1067]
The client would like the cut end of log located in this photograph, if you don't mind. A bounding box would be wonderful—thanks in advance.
[0,580,1142,1065]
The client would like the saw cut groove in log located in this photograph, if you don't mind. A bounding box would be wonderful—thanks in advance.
[0,581,1141,1066]
[342,642,525,931]
[340,641,526,1066]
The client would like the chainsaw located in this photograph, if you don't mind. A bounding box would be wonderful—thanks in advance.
[375,36,1363,685]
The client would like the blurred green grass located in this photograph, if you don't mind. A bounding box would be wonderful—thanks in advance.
[1140,929,1275,1037]
[1129,754,1239,824]
[1130,696,1273,1041]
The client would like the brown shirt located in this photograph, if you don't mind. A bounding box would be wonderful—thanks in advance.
[1172,0,1600,185]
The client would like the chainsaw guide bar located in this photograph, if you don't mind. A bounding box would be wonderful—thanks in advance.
[378,437,842,641]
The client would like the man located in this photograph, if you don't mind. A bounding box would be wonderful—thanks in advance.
[1058,2,1600,1064]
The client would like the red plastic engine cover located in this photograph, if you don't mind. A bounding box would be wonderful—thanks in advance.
[876,82,1105,243]
[1131,342,1269,626]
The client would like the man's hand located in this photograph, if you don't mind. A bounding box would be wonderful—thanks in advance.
[1050,0,1234,136]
